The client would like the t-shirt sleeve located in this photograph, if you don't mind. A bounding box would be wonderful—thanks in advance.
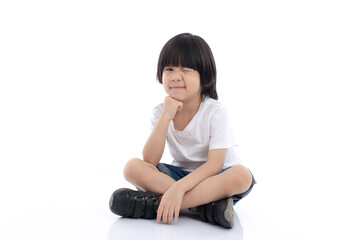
[209,106,236,150]
[150,104,163,131]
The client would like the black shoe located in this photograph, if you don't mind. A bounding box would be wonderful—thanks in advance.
[109,188,161,219]
[199,198,234,228]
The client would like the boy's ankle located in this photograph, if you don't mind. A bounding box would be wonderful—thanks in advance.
[188,207,198,213]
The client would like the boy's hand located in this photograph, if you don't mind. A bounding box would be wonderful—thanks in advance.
[161,96,183,121]
[156,183,185,224]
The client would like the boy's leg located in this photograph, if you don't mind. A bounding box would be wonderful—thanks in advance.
[180,165,253,209]
[180,165,253,228]
[109,158,176,219]
[123,158,175,194]
[114,160,253,227]
[124,158,252,209]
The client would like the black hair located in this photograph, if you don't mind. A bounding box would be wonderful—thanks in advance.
[157,33,218,100]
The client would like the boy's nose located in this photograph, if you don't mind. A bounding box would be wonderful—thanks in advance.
[171,72,182,81]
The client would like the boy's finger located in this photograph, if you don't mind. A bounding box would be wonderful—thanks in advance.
[162,207,170,224]
[156,206,163,223]
[168,206,174,224]
[174,206,180,222]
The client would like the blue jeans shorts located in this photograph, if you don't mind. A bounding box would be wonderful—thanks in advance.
[156,163,256,205]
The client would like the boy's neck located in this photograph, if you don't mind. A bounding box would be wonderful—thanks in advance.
[177,95,202,115]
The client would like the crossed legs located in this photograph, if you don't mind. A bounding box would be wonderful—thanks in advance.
[123,158,252,209]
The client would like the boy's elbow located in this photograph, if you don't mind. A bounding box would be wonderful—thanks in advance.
[142,153,150,164]
[142,157,152,164]
[207,149,227,174]
[142,154,158,166]
[205,161,224,175]
[142,150,149,163]
[211,160,226,174]
[214,163,224,174]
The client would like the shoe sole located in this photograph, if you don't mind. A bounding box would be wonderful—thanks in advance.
[223,198,234,228]
[109,192,114,209]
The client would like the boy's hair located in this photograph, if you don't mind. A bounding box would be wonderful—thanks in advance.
[157,33,218,100]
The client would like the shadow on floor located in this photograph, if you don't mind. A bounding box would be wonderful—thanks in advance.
[107,210,243,240]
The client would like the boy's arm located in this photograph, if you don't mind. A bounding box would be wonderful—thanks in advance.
[142,115,170,166]
[142,97,183,166]
[156,148,227,223]
[176,148,227,192]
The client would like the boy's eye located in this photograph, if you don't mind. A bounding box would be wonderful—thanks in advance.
[183,68,194,72]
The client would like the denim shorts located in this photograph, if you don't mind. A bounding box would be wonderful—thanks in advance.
[156,163,256,205]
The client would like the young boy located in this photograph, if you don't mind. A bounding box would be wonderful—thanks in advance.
[109,33,255,228]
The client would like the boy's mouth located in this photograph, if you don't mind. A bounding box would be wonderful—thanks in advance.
[170,86,185,89]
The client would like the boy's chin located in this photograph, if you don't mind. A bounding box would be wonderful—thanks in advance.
[168,95,184,102]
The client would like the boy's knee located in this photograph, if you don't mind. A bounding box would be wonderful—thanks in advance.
[230,165,252,194]
[123,158,142,182]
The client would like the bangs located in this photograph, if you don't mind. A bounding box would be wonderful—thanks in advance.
[159,38,200,71]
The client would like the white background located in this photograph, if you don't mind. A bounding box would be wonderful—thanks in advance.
[1,0,358,239]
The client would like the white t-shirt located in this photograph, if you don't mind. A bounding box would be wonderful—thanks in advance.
[151,97,240,171]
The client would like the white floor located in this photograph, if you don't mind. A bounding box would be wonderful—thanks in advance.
[1,164,358,240]
[0,176,290,240]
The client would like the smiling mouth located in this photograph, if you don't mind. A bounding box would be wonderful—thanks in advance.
[170,86,185,89]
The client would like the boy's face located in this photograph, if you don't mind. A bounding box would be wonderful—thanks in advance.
[162,66,201,102]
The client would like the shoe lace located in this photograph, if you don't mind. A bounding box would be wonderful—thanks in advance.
[133,196,157,201]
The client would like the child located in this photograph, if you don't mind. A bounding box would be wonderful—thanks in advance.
[109,33,255,228]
